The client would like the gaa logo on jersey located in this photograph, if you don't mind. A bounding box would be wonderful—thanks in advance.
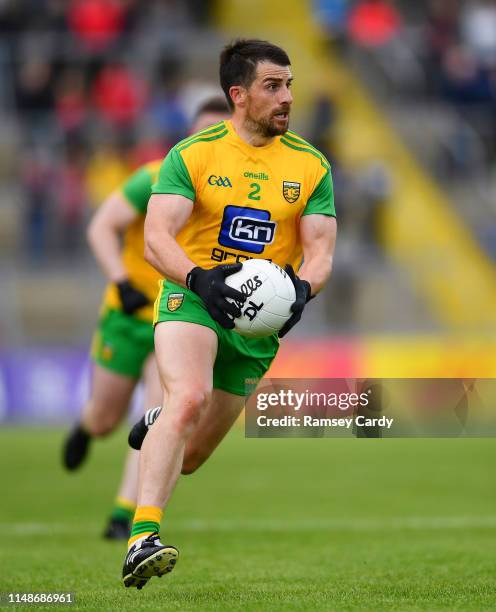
[218,205,276,254]
[283,181,301,204]
[208,175,232,188]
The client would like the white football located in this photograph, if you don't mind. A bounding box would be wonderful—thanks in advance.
[225,259,296,337]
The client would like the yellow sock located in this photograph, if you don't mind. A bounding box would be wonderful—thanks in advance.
[128,505,163,548]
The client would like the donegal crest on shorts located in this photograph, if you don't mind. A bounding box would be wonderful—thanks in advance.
[102,343,113,361]
[283,181,301,204]
[167,293,184,312]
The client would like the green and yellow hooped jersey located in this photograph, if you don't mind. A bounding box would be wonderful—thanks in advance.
[102,159,163,321]
[152,119,335,271]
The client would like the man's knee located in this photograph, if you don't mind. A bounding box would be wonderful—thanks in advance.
[82,401,123,437]
[85,417,118,437]
[181,452,206,475]
[168,386,212,435]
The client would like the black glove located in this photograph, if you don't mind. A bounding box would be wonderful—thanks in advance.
[186,263,246,329]
[117,280,150,315]
[278,264,312,338]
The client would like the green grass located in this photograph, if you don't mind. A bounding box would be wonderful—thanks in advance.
[0,428,495,610]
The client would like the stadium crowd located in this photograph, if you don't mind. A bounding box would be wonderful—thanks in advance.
[316,0,496,162]
[2,0,494,332]
[1,0,393,269]
[313,0,496,260]
[0,0,214,260]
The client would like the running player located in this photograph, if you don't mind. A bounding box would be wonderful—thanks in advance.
[62,97,230,539]
[121,39,337,588]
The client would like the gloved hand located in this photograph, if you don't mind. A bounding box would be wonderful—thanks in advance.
[117,280,150,315]
[278,264,312,338]
[186,263,246,329]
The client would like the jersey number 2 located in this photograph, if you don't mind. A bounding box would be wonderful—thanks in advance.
[248,182,261,201]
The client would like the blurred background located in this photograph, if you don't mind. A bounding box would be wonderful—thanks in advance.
[1,0,496,423]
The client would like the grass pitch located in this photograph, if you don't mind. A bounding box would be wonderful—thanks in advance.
[0,427,495,610]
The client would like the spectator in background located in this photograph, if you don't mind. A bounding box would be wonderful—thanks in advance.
[67,0,127,53]
[148,54,188,144]
[0,0,23,40]
[440,44,494,104]
[55,67,89,136]
[44,0,68,33]
[20,147,54,262]
[20,0,68,32]
[354,160,392,249]
[308,92,337,162]
[347,0,402,48]
[56,139,88,254]
[426,0,460,64]
[461,0,496,69]
[312,0,349,48]
[92,61,148,129]
[440,43,496,162]
[15,58,55,140]
[5,0,206,263]
[424,0,461,93]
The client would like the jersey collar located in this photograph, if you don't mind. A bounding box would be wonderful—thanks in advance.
[225,119,281,153]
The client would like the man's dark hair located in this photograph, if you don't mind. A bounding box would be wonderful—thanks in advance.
[219,39,291,109]
[194,96,230,119]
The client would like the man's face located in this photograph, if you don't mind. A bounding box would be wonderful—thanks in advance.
[244,61,293,137]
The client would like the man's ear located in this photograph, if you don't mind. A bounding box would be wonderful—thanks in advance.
[229,85,246,108]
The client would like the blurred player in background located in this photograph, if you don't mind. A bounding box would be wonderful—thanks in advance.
[62,97,230,539]
[121,39,336,589]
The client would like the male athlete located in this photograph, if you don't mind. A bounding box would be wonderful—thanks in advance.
[62,98,230,539]
[121,39,337,588]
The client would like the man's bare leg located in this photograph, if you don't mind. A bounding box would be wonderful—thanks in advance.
[122,374,246,588]
[106,355,163,539]
[122,322,216,589]
[63,364,137,471]
[82,365,137,434]
[181,389,245,474]
[115,355,162,501]
[128,386,246,471]
[137,321,217,509]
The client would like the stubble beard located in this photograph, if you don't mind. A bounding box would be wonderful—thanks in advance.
[245,111,290,138]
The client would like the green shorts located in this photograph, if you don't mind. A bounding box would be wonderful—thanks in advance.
[154,280,279,396]
[91,307,155,379]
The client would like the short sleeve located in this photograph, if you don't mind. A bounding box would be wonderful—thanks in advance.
[151,147,195,201]
[121,166,153,214]
[302,169,335,217]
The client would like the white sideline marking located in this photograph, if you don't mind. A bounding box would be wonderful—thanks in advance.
[2,516,496,535]
[179,516,496,531]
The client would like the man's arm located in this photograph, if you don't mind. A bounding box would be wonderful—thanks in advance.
[87,190,139,284]
[143,193,195,287]
[87,190,151,314]
[278,214,336,338]
[297,214,337,296]
[144,193,246,328]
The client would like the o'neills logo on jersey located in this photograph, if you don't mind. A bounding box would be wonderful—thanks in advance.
[208,175,232,188]
[243,171,269,181]
[283,181,301,203]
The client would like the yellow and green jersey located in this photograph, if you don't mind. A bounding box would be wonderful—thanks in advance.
[102,159,162,322]
[152,119,335,271]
